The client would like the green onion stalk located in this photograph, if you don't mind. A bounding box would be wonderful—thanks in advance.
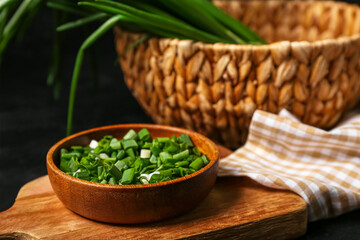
[1,0,266,135]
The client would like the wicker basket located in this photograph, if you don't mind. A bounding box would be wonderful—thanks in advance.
[115,0,360,148]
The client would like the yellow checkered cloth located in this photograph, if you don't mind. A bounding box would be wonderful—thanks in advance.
[218,109,360,221]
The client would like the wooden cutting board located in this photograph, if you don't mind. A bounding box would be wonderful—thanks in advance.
[0,147,307,240]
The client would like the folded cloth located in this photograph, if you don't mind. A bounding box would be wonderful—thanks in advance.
[218,109,360,221]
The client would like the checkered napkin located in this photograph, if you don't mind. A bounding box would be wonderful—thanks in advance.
[218,109,360,221]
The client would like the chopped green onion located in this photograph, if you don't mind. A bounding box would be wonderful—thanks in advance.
[122,139,138,150]
[121,168,135,185]
[116,150,125,159]
[108,177,116,185]
[142,142,152,149]
[109,164,122,180]
[123,129,138,140]
[115,160,128,171]
[160,152,172,163]
[157,137,170,143]
[125,148,136,159]
[138,128,151,141]
[193,147,201,156]
[173,150,189,160]
[189,157,205,171]
[149,155,157,164]
[140,149,151,159]
[59,128,210,185]
[110,138,122,150]
[179,134,194,147]
[175,160,190,168]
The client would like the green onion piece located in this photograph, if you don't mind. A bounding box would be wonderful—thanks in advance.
[97,166,104,179]
[142,142,152,148]
[201,155,210,165]
[159,169,173,177]
[73,171,89,180]
[140,149,151,159]
[60,159,69,172]
[185,168,196,175]
[173,150,189,160]
[108,177,116,184]
[121,156,134,166]
[121,168,135,185]
[126,148,136,159]
[140,164,157,174]
[189,157,204,171]
[150,146,161,156]
[138,128,151,141]
[163,141,179,153]
[149,155,157,164]
[68,158,79,172]
[192,147,201,156]
[163,163,175,169]
[115,160,128,170]
[103,157,116,164]
[135,157,149,172]
[123,129,138,140]
[61,152,81,160]
[157,137,170,143]
[171,168,180,176]
[70,146,83,152]
[60,148,68,154]
[159,152,172,163]
[179,134,194,147]
[179,167,185,177]
[110,138,122,150]
[111,151,117,158]
[116,150,125,159]
[109,164,122,180]
[122,139,138,150]
[90,177,99,183]
[156,158,162,168]
[175,160,189,168]
[100,179,107,184]
[179,142,188,151]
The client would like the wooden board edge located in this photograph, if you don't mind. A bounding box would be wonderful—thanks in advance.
[182,204,308,240]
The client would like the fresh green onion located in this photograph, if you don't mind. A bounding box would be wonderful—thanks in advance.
[179,134,194,147]
[123,129,138,140]
[122,139,138,150]
[173,150,189,160]
[138,128,151,141]
[56,12,107,32]
[121,168,135,184]
[59,128,210,185]
[189,157,205,171]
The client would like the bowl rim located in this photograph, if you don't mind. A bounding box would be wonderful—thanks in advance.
[46,123,219,189]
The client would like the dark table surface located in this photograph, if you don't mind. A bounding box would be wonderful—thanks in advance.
[1,4,360,240]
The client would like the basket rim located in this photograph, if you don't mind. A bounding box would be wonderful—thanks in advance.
[116,29,360,49]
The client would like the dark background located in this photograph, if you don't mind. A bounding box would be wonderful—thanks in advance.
[1,2,360,239]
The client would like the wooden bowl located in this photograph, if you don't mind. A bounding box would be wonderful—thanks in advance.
[46,124,219,224]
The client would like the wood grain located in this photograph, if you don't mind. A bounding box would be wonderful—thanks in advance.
[0,147,307,240]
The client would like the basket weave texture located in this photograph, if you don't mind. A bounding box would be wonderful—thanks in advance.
[115,0,360,148]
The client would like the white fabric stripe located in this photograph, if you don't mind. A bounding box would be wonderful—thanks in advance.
[252,111,360,148]
[218,109,360,221]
